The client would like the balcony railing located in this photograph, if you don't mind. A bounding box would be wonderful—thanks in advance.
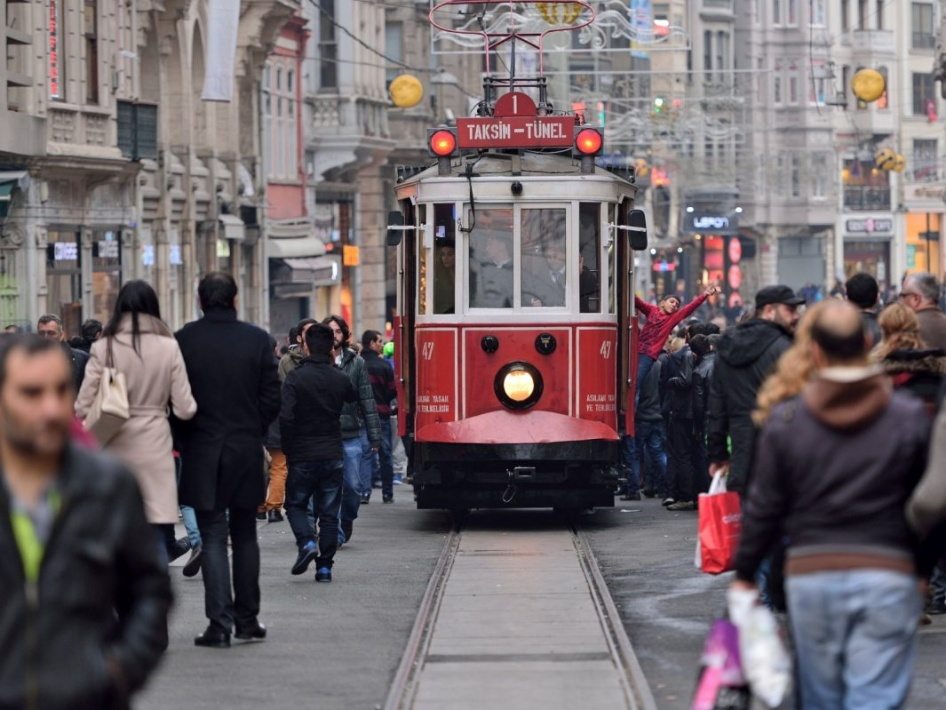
[913,33,937,50]
[848,29,895,53]
[843,186,891,211]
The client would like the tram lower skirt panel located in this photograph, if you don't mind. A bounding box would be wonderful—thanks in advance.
[413,439,620,509]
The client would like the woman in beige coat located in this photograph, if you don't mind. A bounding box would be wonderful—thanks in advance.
[76,280,197,558]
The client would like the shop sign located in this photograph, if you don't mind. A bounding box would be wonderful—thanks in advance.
[54,242,77,261]
[684,211,739,235]
[48,0,60,99]
[169,245,182,265]
[142,245,155,267]
[907,245,917,270]
[904,183,946,203]
[98,240,119,259]
[845,216,893,235]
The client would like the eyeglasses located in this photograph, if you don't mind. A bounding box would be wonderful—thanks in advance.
[37,330,60,339]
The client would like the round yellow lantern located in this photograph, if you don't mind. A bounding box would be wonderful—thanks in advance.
[389,74,424,109]
[893,154,906,173]
[851,68,886,103]
[875,147,896,171]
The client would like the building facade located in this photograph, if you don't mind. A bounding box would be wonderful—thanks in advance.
[0,0,298,334]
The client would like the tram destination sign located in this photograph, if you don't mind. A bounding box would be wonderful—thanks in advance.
[456,116,574,149]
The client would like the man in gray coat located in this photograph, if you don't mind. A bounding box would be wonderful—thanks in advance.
[900,272,946,351]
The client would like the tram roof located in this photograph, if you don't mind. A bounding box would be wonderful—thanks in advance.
[395,151,637,198]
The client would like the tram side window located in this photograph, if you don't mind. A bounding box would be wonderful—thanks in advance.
[433,204,457,314]
[579,203,601,313]
[608,204,618,314]
[417,204,428,315]
[521,208,567,308]
[469,207,514,309]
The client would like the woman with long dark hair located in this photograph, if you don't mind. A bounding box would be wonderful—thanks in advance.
[76,280,197,558]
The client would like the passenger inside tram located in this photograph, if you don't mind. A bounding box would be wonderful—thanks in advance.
[523,239,567,307]
[469,209,514,308]
[433,239,456,314]
[578,207,601,313]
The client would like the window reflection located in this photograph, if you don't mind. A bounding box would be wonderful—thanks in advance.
[579,204,601,313]
[521,208,567,308]
[433,204,456,314]
[469,208,514,308]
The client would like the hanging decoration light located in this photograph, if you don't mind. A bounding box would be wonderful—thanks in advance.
[851,68,886,103]
[389,74,424,109]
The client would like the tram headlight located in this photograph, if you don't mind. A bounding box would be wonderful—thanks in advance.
[494,362,544,410]
[504,370,535,402]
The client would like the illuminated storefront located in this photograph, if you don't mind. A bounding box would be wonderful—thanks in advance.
[842,215,893,285]
[905,212,942,278]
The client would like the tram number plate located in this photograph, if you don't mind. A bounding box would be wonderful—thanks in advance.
[456,116,574,149]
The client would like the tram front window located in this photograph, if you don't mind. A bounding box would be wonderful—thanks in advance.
[522,208,567,308]
[469,208,514,309]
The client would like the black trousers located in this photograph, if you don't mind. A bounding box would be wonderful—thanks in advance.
[667,416,695,502]
[195,507,260,633]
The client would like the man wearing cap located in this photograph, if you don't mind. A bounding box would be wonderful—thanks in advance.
[707,285,804,497]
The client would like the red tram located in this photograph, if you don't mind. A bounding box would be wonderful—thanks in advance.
[387,1,648,512]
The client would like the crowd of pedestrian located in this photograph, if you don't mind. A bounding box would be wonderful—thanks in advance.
[626,271,946,707]
[7,263,946,706]
[0,271,407,706]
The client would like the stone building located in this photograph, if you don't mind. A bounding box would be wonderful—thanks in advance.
[0,0,298,333]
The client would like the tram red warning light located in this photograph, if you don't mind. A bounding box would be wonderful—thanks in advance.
[575,128,603,155]
[429,129,457,156]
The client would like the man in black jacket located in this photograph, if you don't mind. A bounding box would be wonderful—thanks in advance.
[707,285,803,496]
[361,329,397,503]
[732,301,929,708]
[174,273,281,648]
[36,314,89,396]
[0,336,171,710]
[281,323,358,582]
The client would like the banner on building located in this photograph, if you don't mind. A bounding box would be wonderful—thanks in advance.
[201,0,240,102]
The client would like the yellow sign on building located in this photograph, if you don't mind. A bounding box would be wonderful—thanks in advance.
[343,245,360,266]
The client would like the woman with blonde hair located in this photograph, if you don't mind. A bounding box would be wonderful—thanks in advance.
[753,302,826,426]
[871,302,946,415]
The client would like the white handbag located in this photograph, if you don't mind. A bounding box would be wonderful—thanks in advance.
[84,338,130,446]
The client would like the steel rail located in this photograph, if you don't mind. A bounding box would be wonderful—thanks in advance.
[381,521,462,710]
[573,525,659,710]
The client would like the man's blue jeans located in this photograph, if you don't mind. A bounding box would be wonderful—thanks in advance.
[373,418,395,498]
[634,354,655,407]
[634,419,667,496]
[175,455,200,548]
[285,458,344,569]
[342,435,364,525]
[357,427,374,499]
[786,569,920,710]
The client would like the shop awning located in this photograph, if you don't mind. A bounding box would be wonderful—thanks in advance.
[219,213,245,241]
[268,235,326,258]
[271,254,340,298]
[0,171,29,219]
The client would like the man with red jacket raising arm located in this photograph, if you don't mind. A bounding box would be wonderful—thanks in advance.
[634,284,719,401]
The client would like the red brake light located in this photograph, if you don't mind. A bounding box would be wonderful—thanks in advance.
[575,128,603,155]
[430,130,457,156]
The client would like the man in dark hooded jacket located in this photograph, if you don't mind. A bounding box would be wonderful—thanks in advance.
[707,285,803,496]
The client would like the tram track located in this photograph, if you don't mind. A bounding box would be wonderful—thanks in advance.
[382,516,657,710]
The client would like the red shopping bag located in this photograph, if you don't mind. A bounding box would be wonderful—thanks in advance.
[695,472,742,575]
